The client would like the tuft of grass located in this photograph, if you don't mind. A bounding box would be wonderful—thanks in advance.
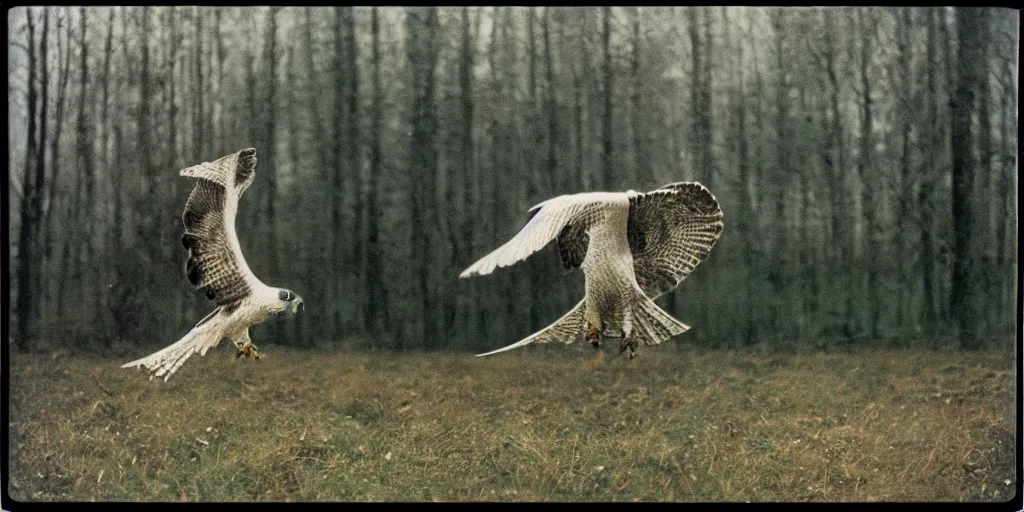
[7,343,1016,502]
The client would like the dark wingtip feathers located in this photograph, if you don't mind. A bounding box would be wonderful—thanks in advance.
[183,210,203,229]
[186,258,202,286]
[236,148,257,184]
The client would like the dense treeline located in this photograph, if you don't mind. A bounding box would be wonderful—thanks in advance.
[7,7,1018,353]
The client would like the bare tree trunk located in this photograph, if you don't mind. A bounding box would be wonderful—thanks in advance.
[768,10,789,340]
[736,11,755,345]
[49,11,74,318]
[408,7,440,348]
[819,8,854,340]
[857,8,880,339]
[950,7,985,348]
[700,7,714,189]
[286,37,306,345]
[215,8,226,152]
[918,7,940,335]
[458,6,478,343]
[600,7,613,190]
[343,7,365,333]
[631,8,651,189]
[166,8,184,326]
[483,7,502,343]
[975,8,993,334]
[525,8,546,333]
[15,8,39,348]
[893,7,914,335]
[996,47,1015,333]
[194,8,205,161]
[572,12,585,191]
[331,7,346,336]
[264,8,280,280]
[76,8,95,316]
[366,6,389,340]
[32,9,52,317]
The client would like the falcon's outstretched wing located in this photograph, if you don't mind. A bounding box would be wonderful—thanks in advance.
[460,192,619,278]
[179,148,261,308]
[627,182,724,300]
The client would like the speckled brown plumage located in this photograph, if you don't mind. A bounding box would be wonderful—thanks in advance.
[182,180,250,306]
[627,182,724,300]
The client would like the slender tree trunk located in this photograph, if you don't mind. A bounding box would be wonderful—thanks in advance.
[894,7,914,335]
[194,8,205,161]
[572,12,585,191]
[857,8,879,339]
[49,13,74,317]
[525,8,545,333]
[601,7,613,190]
[996,57,1014,333]
[459,6,478,343]
[736,12,755,345]
[264,8,280,280]
[342,7,365,333]
[919,7,940,334]
[483,7,502,343]
[366,6,389,340]
[76,8,95,312]
[975,8,993,334]
[631,8,651,189]
[950,7,985,348]
[821,8,853,340]
[331,7,346,336]
[408,8,440,348]
[215,8,226,152]
[32,9,51,318]
[700,7,714,189]
[769,10,789,340]
[15,8,39,348]
[167,8,183,326]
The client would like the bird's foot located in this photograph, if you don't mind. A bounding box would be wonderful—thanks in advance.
[619,337,637,360]
[585,324,601,348]
[236,342,262,360]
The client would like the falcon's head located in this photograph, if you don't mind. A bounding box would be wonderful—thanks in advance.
[272,288,305,316]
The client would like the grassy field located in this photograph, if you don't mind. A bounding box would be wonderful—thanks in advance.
[6,342,1018,502]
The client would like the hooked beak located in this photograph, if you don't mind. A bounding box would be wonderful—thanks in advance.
[291,297,305,315]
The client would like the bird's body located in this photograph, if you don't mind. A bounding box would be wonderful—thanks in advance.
[122,148,303,381]
[462,182,723,358]
[577,194,636,338]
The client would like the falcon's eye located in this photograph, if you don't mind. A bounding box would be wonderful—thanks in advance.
[279,290,293,301]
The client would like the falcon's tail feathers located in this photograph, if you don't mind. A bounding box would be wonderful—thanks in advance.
[121,325,225,382]
[476,299,587,357]
[631,295,690,347]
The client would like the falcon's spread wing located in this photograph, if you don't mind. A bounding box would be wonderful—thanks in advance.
[459,193,614,278]
[179,148,261,308]
[627,182,724,300]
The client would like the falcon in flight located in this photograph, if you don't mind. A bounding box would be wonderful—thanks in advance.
[122,148,304,381]
[461,182,723,359]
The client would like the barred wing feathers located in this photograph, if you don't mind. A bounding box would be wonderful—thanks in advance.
[627,182,724,300]
[179,148,261,308]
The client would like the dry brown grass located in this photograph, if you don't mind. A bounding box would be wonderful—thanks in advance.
[6,343,1017,502]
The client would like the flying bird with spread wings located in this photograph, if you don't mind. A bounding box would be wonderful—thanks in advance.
[461,182,723,359]
[122,148,304,381]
